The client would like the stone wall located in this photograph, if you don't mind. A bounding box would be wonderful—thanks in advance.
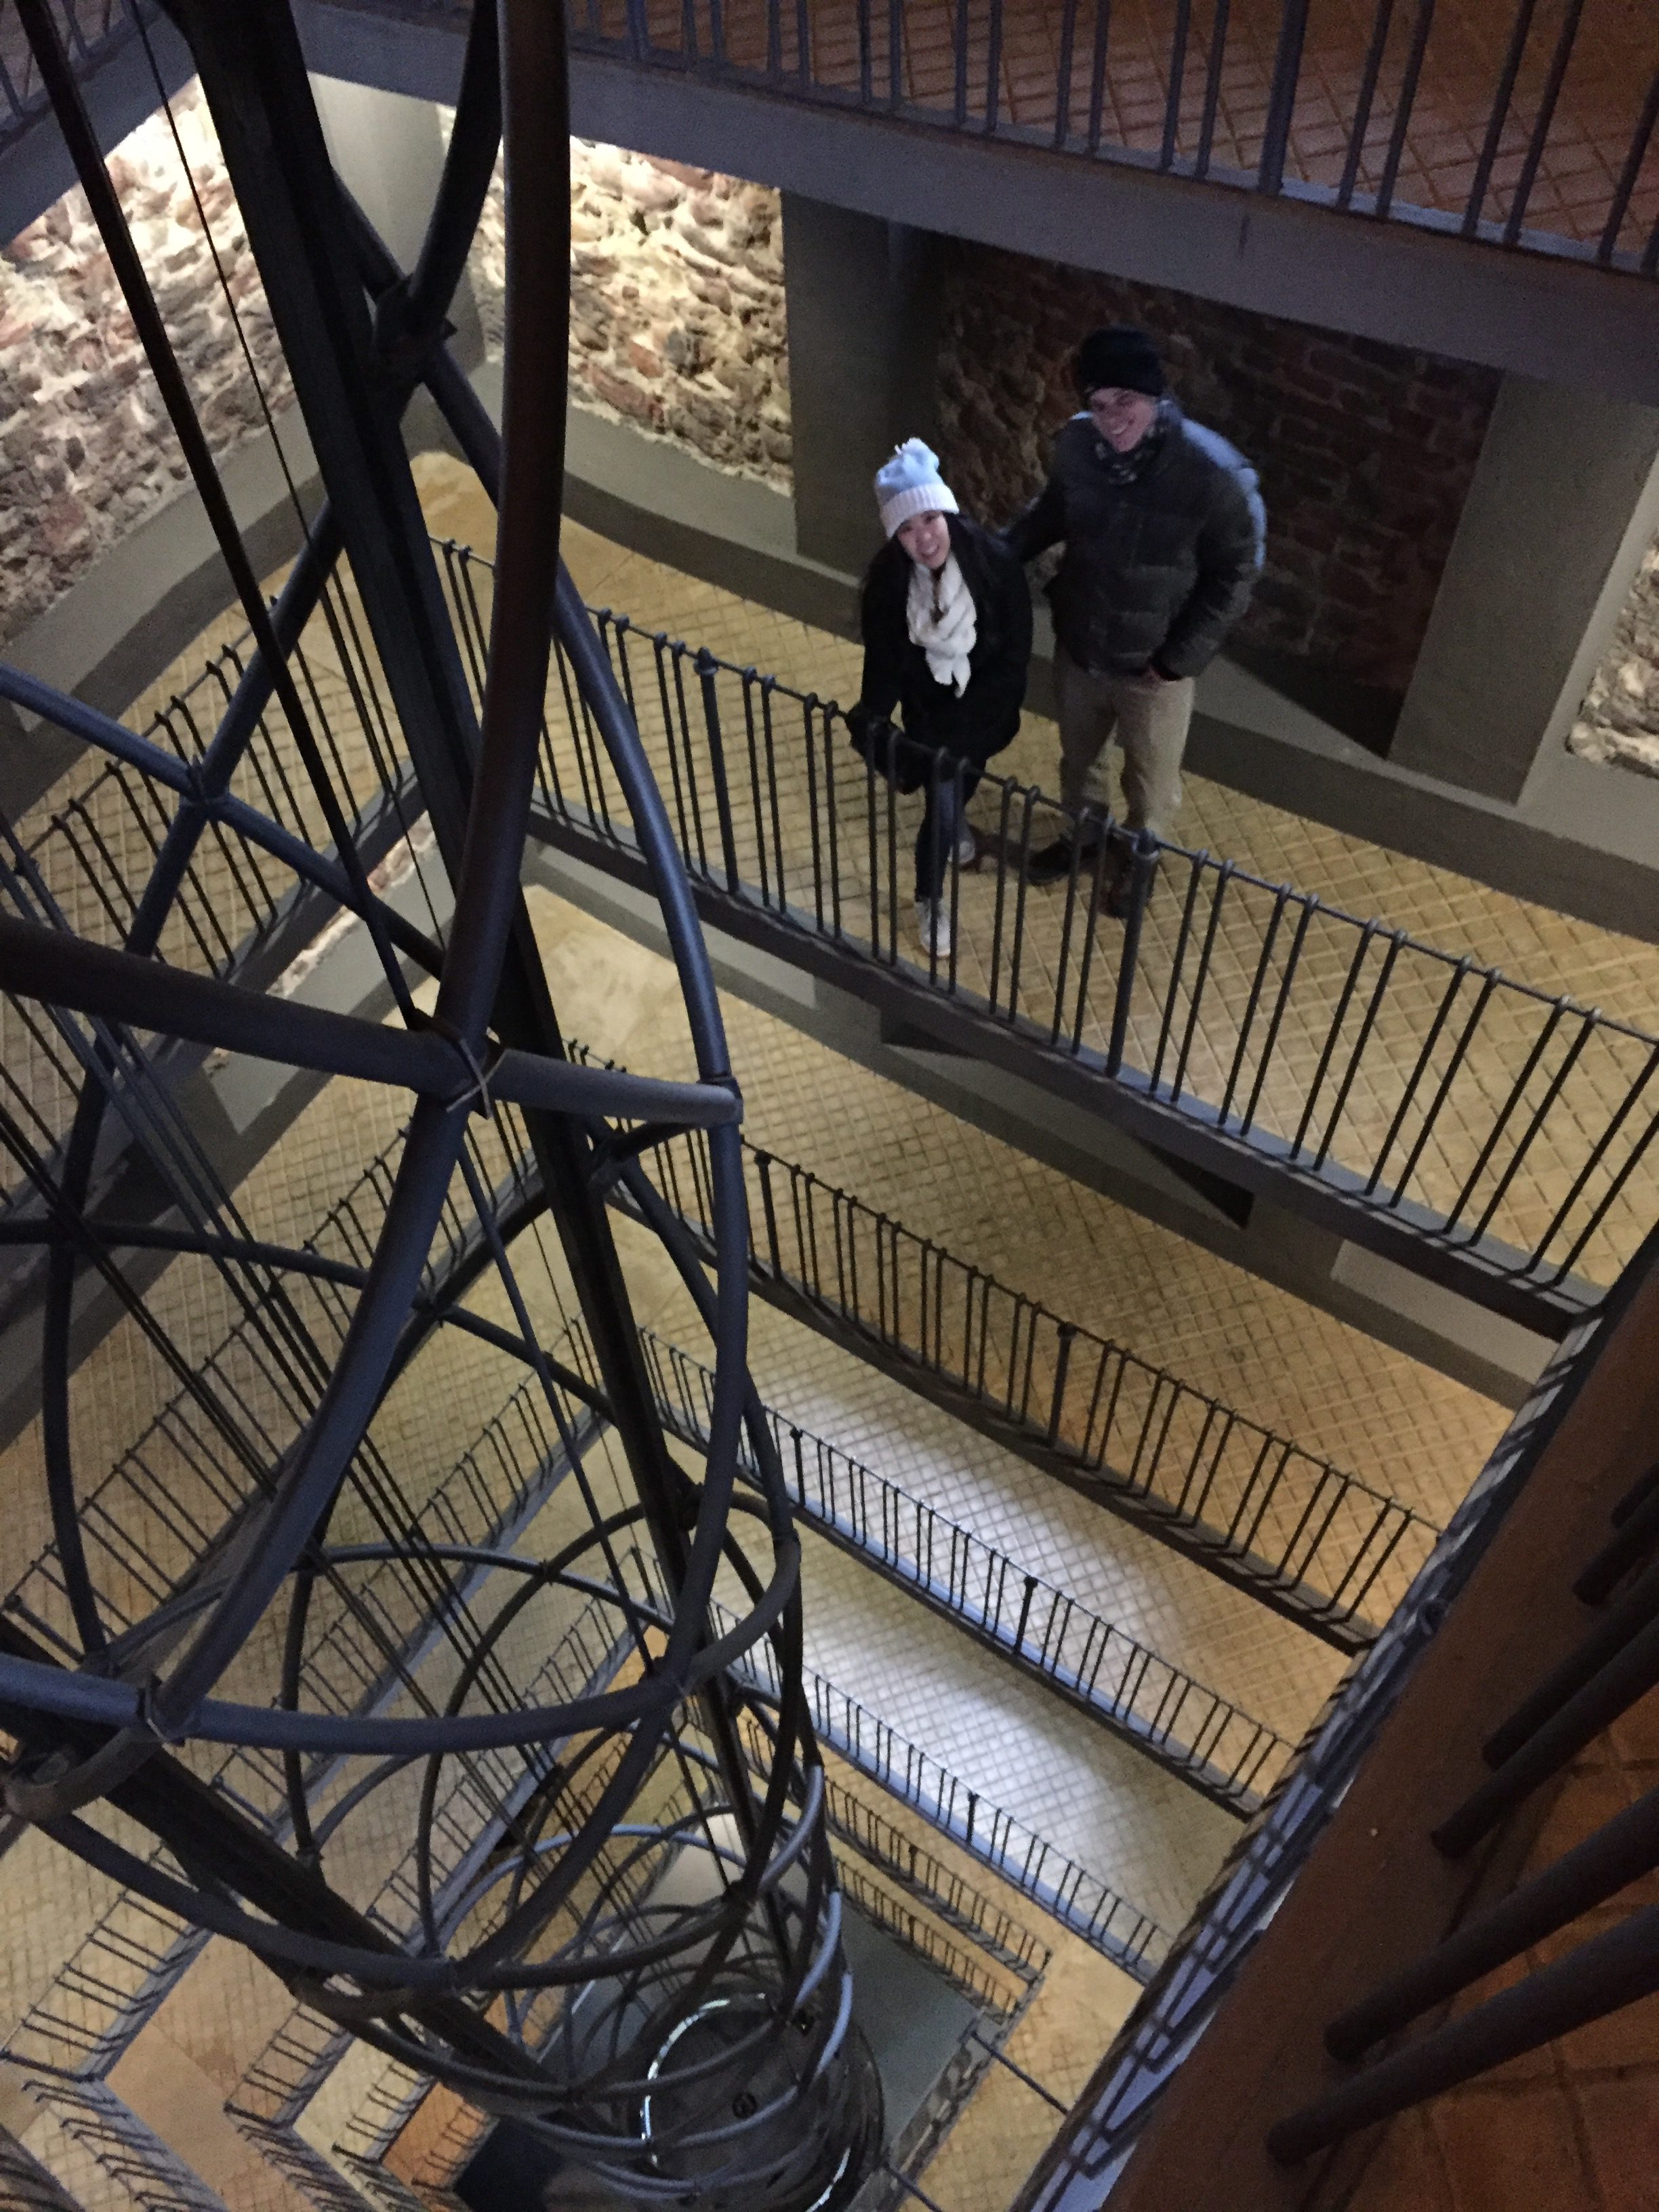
[1570,535,1659,778]
[935,245,1500,705]
[464,138,791,487]
[0,83,289,649]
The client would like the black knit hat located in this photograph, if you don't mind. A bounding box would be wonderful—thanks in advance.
[1076,325,1166,400]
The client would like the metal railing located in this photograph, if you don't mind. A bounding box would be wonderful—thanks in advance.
[564,0,1659,276]
[12,541,1656,1327]
[16,2078,228,2212]
[0,2123,83,2212]
[821,1770,1051,1986]
[645,1326,1292,1811]
[579,1050,1436,1648]
[701,1583,1173,1979]
[0,0,134,140]
[438,544,1659,1315]
[834,1854,1031,2022]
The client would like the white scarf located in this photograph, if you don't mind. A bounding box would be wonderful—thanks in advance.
[907,552,976,697]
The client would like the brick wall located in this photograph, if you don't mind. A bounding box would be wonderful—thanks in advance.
[935,244,1500,701]
[0,83,289,650]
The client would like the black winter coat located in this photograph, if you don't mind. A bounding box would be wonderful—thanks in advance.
[1002,406,1264,680]
[852,514,1033,770]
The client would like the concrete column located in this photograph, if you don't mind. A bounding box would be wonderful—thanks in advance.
[308,75,484,367]
[1391,374,1659,802]
[781,194,945,576]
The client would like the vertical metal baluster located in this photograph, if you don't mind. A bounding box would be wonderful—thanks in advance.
[1503,0,1586,245]
[946,759,964,993]
[1239,893,1317,1139]
[1053,0,1079,146]
[1376,0,1439,222]
[1462,0,1542,239]
[1160,0,1193,171]
[695,648,740,894]
[739,670,769,906]
[1311,931,1404,1175]
[858,0,872,104]
[1257,0,1310,190]
[954,0,969,125]
[1440,997,1563,1232]
[1361,955,1470,1200]
[888,0,903,107]
[1290,921,1379,1162]
[984,0,1003,134]
[864,752,882,958]
[796,0,811,83]
[1338,0,1398,209]
[1170,859,1233,1107]
[1216,884,1287,1126]
[1532,1041,1659,1284]
[802,696,825,930]
[1087,0,1115,154]
[1193,0,1232,178]
[887,754,901,967]
[762,680,787,906]
[823,701,844,939]
[1598,66,1659,265]
[1046,1323,1076,1446]
[1150,850,1208,1097]
[1106,830,1158,1078]
[1004,796,1036,1027]
[987,780,1016,1013]
[1050,831,1088,1045]
[1463,1009,1597,1250]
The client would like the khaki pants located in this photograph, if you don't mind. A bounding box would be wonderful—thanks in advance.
[1054,647,1195,841]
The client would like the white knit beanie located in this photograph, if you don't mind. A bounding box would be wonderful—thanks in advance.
[874,438,959,538]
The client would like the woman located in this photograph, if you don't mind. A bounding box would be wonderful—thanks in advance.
[851,440,1033,960]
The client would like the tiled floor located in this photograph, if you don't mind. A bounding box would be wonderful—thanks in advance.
[0,469,1623,2209]
[583,0,1659,256]
[436,462,1659,1293]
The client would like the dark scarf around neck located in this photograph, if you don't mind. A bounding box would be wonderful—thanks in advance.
[1093,396,1174,485]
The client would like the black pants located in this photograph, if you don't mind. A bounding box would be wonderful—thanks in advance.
[914,758,983,903]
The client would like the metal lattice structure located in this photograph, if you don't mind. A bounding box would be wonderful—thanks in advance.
[0,2,880,2204]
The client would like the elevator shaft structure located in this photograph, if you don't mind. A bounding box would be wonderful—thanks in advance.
[0,2,878,2203]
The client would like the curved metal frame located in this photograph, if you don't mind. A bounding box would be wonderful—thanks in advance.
[0,2,874,2203]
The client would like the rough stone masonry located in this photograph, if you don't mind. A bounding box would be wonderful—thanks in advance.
[0,83,291,648]
[462,134,792,488]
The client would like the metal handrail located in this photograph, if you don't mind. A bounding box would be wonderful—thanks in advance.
[570,1043,1436,1647]
[833,1854,1031,2022]
[700,1577,1174,1978]
[562,0,1659,277]
[447,541,1659,1309]
[0,0,134,138]
[643,1324,1294,1810]
[10,536,1656,1315]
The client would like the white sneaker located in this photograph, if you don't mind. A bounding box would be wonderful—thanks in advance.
[954,821,977,868]
[916,898,953,962]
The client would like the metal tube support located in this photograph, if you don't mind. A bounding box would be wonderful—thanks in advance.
[1269,1906,1659,2165]
[1330,1776,1659,2059]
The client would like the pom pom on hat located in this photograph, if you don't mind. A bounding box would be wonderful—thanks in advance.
[1075,326,1166,400]
[874,438,959,538]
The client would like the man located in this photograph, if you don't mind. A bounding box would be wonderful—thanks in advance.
[1003,325,1264,910]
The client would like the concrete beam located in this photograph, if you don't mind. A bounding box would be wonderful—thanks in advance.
[563,66,1659,405]
[0,13,194,247]
[289,7,1659,400]
[1392,377,1659,801]
[781,194,944,573]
